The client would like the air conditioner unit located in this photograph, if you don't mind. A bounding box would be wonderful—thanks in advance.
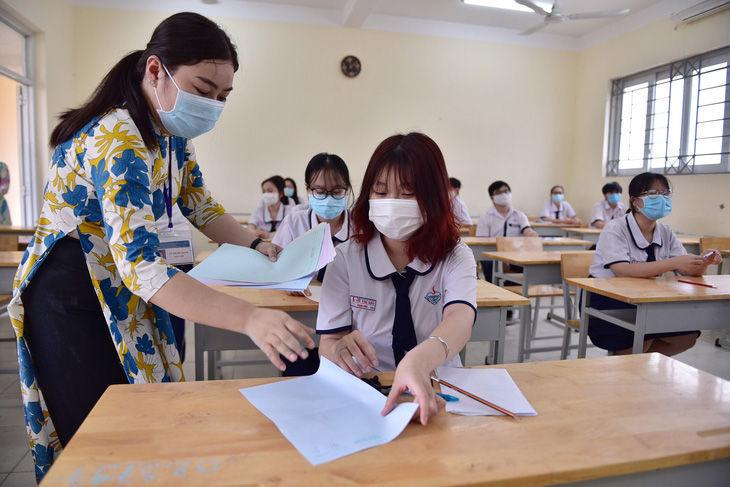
[670,0,730,25]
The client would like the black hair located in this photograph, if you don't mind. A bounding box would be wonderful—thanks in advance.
[50,12,238,150]
[602,181,623,195]
[488,180,511,197]
[449,177,461,189]
[304,153,352,197]
[262,175,290,205]
[550,185,564,194]
[627,172,671,213]
[284,177,302,205]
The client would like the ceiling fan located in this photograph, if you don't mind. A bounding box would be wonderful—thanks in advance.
[515,1,630,35]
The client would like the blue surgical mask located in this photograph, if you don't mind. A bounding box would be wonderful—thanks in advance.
[639,195,672,220]
[284,188,295,198]
[552,193,564,203]
[309,194,347,220]
[154,64,225,139]
[608,193,621,205]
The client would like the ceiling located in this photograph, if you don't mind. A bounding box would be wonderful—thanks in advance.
[70,0,705,50]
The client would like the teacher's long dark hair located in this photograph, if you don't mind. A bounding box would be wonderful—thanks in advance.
[49,12,238,150]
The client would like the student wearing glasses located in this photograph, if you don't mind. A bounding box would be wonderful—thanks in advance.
[588,172,722,355]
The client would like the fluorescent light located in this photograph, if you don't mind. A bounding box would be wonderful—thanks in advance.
[462,1,551,13]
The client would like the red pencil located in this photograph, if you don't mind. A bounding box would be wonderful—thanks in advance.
[430,376,520,420]
[677,279,717,289]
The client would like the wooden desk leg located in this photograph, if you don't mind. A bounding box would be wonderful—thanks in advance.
[194,323,205,381]
[496,307,506,364]
[577,291,590,359]
[517,275,530,363]
[632,304,649,354]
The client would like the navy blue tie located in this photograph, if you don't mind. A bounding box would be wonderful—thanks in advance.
[390,269,417,366]
[645,244,656,262]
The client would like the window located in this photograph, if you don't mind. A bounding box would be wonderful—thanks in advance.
[0,13,37,226]
[607,46,730,176]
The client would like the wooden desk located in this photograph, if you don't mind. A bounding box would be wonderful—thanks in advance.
[194,280,528,380]
[40,354,730,487]
[562,227,602,244]
[0,250,23,294]
[531,222,579,237]
[566,275,730,356]
[0,225,36,236]
[483,250,590,362]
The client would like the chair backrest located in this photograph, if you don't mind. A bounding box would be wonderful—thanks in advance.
[700,237,730,254]
[468,225,477,237]
[560,251,596,280]
[496,236,542,252]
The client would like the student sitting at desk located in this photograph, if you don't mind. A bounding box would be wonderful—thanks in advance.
[449,177,472,226]
[248,175,293,239]
[317,132,477,425]
[588,172,722,355]
[284,177,303,205]
[540,185,580,225]
[590,181,627,229]
[476,180,538,281]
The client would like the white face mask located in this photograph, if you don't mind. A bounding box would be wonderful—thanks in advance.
[262,192,279,206]
[368,199,424,241]
[493,192,512,206]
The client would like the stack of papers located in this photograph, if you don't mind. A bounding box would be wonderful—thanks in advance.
[189,223,335,291]
[435,366,537,416]
[240,358,418,465]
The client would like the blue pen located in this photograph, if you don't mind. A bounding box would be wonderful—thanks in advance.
[403,391,460,402]
[703,250,718,259]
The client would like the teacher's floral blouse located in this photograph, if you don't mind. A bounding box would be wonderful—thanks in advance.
[9,108,226,481]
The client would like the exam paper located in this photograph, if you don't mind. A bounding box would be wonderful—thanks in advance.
[240,358,418,465]
[189,223,333,286]
[435,367,537,416]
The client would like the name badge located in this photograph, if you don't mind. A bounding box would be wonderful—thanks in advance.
[159,229,194,265]
[351,295,376,311]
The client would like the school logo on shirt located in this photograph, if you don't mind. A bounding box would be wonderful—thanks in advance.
[351,295,376,311]
[424,286,442,305]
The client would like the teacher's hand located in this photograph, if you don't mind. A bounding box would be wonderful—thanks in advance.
[256,241,282,262]
[242,307,314,372]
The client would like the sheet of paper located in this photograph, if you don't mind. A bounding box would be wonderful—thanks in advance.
[189,223,333,285]
[305,285,322,302]
[435,367,537,416]
[194,274,315,292]
[240,358,418,465]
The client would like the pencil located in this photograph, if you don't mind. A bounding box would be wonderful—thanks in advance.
[677,279,717,289]
[430,376,520,420]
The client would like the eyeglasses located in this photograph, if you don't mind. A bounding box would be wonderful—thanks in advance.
[309,187,348,200]
[638,189,673,199]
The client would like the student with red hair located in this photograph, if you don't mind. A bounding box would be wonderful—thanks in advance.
[317,132,477,425]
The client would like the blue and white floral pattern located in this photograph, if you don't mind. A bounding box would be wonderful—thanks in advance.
[9,108,226,482]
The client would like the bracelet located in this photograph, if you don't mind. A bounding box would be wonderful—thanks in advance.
[428,336,450,360]
[250,237,263,250]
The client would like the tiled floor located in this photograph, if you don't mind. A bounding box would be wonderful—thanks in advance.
[1,306,729,486]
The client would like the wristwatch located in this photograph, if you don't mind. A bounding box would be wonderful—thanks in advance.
[250,237,263,250]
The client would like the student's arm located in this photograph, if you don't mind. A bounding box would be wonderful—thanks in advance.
[609,254,708,277]
[518,211,538,237]
[149,272,314,371]
[382,303,474,425]
[593,220,606,229]
[522,227,538,237]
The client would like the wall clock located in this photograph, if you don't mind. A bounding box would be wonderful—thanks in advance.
[341,55,361,78]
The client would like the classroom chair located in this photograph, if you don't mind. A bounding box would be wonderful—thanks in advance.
[559,251,596,359]
[495,237,564,356]
[700,237,730,350]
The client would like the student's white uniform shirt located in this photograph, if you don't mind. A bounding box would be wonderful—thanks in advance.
[539,200,576,220]
[249,199,294,232]
[272,207,351,248]
[317,235,478,372]
[453,196,472,225]
[589,212,686,278]
[589,200,628,228]
[476,206,531,237]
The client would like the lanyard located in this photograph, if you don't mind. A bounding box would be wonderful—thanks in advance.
[163,136,173,229]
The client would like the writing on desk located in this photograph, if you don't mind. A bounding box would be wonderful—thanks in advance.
[51,458,220,485]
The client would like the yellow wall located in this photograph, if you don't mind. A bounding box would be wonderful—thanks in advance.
[570,10,730,236]
[1,1,728,238]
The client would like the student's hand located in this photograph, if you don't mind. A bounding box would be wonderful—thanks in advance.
[382,354,444,425]
[331,330,379,377]
[242,307,315,372]
[703,249,723,266]
[671,254,706,274]
[256,242,282,262]
[523,228,539,237]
